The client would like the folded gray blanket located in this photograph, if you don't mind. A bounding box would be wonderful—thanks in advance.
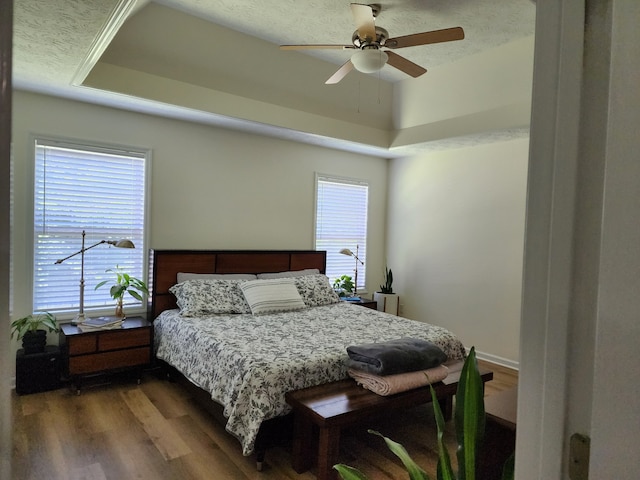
[346,337,448,375]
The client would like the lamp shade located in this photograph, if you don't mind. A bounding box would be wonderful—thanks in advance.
[351,48,388,73]
[113,239,135,249]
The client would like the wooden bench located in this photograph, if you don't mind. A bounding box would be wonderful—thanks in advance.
[285,362,493,480]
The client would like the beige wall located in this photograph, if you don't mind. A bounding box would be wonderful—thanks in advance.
[388,138,529,365]
[10,90,388,362]
[12,83,530,371]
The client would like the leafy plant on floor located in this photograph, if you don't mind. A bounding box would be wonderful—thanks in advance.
[334,347,514,480]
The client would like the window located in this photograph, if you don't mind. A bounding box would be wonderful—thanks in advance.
[33,137,148,315]
[315,174,368,289]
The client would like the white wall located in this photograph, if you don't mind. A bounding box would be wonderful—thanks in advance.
[10,90,389,363]
[388,138,528,365]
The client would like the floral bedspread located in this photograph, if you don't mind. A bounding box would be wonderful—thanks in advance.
[153,302,466,456]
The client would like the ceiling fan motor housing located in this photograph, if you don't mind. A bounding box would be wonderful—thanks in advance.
[352,26,389,49]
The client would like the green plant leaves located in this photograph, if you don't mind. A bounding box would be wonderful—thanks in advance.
[379,266,393,293]
[333,464,370,480]
[430,386,455,480]
[455,347,485,480]
[10,312,59,340]
[95,265,148,300]
[502,453,515,480]
[370,430,431,480]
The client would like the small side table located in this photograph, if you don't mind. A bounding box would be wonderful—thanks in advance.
[343,298,377,309]
[16,345,62,395]
[59,316,153,394]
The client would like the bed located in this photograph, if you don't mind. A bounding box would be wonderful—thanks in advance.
[148,249,466,462]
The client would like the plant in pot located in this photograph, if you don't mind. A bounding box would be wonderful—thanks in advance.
[10,312,59,354]
[374,266,399,314]
[333,274,355,297]
[95,265,148,319]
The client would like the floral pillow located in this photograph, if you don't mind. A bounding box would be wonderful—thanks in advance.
[169,279,252,316]
[294,274,341,307]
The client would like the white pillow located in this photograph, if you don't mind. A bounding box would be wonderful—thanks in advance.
[177,272,257,283]
[257,269,320,279]
[240,278,306,314]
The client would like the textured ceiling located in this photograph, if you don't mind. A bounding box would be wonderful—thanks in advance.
[13,0,536,157]
[155,0,536,82]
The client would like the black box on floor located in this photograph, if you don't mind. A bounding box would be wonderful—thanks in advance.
[16,345,62,395]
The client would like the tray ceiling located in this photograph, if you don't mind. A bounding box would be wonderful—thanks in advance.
[13,0,536,157]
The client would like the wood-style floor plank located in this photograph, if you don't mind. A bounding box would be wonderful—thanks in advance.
[11,361,517,480]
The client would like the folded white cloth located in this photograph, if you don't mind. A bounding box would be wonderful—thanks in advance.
[348,364,449,396]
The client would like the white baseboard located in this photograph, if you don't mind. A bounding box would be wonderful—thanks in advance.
[473,349,520,371]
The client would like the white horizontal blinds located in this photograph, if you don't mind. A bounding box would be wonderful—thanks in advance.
[315,175,368,288]
[34,139,146,313]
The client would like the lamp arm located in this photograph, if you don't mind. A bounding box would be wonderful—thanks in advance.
[352,254,365,265]
[54,240,109,264]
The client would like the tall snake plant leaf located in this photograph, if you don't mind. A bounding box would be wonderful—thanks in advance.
[429,385,455,480]
[455,347,485,480]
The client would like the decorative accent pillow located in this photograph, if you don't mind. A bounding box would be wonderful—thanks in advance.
[294,274,341,307]
[240,278,306,314]
[169,279,252,316]
[257,269,320,279]
[177,272,257,283]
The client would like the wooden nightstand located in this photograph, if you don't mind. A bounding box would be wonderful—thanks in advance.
[59,316,152,394]
[343,298,378,309]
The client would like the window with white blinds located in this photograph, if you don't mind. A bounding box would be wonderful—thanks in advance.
[33,138,148,314]
[315,174,368,289]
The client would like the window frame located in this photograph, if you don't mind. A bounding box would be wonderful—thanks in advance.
[29,134,151,319]
[314,173,369,292]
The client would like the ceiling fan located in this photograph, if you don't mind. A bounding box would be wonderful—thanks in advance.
[280,3,465,84]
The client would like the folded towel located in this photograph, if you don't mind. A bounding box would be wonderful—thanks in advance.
[346,337,448,375]
[348,364,449,396]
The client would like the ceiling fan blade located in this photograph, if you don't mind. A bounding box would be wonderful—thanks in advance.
[280,44,354,50]
[386,27,465,49]
[325,60,354,84]
[350,3,376,42]
[385,51,427,78]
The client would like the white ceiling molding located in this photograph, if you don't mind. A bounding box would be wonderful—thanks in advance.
[71,0,143,86]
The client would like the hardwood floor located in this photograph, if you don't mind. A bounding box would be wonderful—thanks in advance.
[11,361,517,480]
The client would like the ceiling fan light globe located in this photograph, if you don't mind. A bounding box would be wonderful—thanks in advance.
[351,49,388,73]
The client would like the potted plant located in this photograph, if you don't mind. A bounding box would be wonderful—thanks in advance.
[10,312,59,354]
[95,265,148,319]
[333,274,355,297]
[373,266,399,314]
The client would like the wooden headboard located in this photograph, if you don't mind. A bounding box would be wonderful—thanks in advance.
[147,249,327,319]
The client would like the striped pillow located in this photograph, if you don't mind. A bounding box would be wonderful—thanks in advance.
[240,278,306,314]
